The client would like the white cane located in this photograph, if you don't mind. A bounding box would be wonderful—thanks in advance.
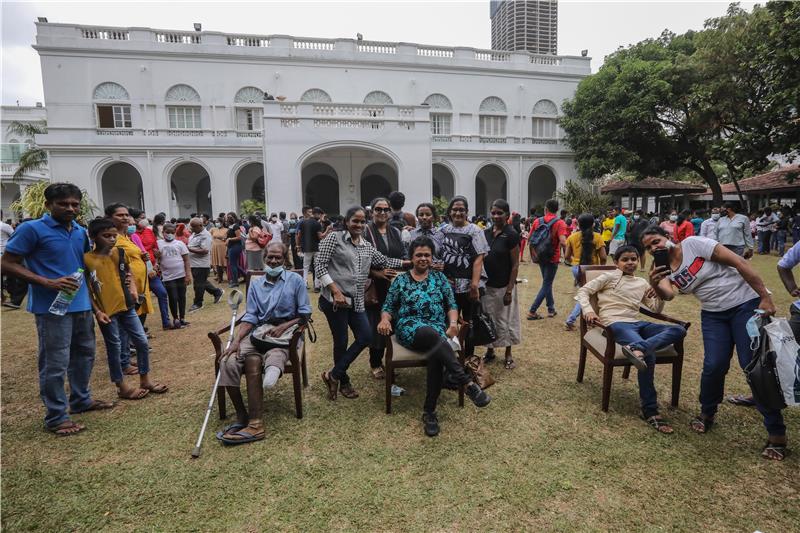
[191,289,243,458]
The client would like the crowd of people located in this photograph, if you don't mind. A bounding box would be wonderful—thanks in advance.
[0,183,793,459]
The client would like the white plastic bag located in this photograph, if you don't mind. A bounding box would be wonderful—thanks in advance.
[762,318,800,407]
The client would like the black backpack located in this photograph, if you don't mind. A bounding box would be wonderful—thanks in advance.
[529,216,558,264]
[389,211,406,231]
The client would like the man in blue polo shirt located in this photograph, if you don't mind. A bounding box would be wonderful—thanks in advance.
[2,183,112,436]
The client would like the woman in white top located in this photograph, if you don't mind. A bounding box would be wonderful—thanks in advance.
[643,225,788,461]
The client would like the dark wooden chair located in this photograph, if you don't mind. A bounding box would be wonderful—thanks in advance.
[383,323,470,414]
[208,269,309,420]
[577,265,690,412]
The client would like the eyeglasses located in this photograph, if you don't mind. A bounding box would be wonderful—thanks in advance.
[373,207,391,213]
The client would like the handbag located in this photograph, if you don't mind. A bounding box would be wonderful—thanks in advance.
[255,228,271,248]
[469,302,498,346]
[745,322,787,411]
[762,318,800,407]
[364,278,379,307]
[116,248,137,310]
[250,322,300,354]
[464,354,496,389]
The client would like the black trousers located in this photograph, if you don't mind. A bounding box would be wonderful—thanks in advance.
[163,278,187,320]
[191,267,219,306]
[410,326,471,413]
[454,290,484,357]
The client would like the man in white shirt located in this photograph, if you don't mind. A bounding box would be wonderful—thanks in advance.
[267,213,283,242]
[187,217,223,312]
[699,207,721,240]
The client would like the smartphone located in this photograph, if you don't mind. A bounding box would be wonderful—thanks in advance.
[652,248,670,270]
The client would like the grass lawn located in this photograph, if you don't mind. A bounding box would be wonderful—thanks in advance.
[2,256,798,532]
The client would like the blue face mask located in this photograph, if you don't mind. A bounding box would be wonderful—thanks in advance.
[746,311,765,349]
[265,265,284,277]
[127,225,136,235]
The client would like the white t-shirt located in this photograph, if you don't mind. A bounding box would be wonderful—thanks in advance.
[0,222,14,255]
[157,239,189,281]
[186,229,212,269]
[669,236,759,312]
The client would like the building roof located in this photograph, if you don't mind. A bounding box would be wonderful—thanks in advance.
[601,177,706,194]
[718,165,800,194]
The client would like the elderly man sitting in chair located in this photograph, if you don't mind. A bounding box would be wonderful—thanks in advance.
[217,242,311,444]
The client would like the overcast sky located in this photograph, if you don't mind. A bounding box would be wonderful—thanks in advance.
[1,0,756,106]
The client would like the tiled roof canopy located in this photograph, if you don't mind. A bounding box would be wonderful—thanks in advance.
[718,165,800,194]
[601,177,706,194]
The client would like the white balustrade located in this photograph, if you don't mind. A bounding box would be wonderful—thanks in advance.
[96,129,133,135]
[357,41,396,54]
[81,28,129,40]
[155,32,201,44]
[417,46,454,58]
[227,35,270,47]
[293,39,335,50]
[530,55,560,66]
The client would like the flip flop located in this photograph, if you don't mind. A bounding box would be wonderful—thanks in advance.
[761,441,789,461]
[215,423,246,441]
[726,394,756,407]
[118,388,149,400]
[526,313,544,321]
[47,420,86,437]
[70,399,115,414]
[219,429,265,445]
[142,383,169,394]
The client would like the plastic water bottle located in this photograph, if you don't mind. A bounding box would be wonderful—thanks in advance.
[48,268,85,316]
[390,384,406,397]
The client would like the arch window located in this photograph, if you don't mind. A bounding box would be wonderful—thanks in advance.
[424,93,452,136]
[234,87,264,131]
[479,96,507,137]
[300,88,332,103]
[363,91,393,105]
[94,82,131,129]
[532,99,559,140]
[166,84,201,130]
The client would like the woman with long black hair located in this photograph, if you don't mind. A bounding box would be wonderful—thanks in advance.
[225,212,244,287]
[563,213,607,331]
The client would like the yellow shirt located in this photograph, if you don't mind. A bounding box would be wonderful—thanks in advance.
[566,231,605,266]
[84,250,132,317]
[575,270,664,324]
[601,218,614,242]
[114,235,152,315]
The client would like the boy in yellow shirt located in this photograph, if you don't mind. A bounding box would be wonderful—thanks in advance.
[85,218,167,400]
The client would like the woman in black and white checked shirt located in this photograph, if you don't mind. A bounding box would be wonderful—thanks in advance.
[316,206,409,401]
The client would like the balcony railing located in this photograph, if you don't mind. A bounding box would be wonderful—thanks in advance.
[155,32,200,44]
[81,28,129,40]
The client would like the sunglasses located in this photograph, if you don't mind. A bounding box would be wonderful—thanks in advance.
[373,207,391,213]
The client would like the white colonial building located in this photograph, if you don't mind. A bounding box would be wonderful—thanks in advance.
[1,104,49,220]
[32,21,590,217]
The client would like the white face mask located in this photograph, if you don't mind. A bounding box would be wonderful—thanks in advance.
[633,215,640,221]
[711,213,720,221]
[164,234,175,242]
[214,222,222,228]
[665,240,675,248]
[669,215,678,222]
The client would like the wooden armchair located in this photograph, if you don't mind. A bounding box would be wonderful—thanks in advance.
[576,265,690,412]
[383,322,470,414]
[207,270,309,420]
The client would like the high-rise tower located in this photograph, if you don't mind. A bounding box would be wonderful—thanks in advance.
[490,0,557,55]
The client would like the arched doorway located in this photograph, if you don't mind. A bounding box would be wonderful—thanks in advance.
[475,164,507,216]
[432,163,455,201]
[236,162,265,210]
[170,162,211,217]
[101,162,144,211]
[528,166,557,215]
[360,162,397,206]
[302,162,339,216]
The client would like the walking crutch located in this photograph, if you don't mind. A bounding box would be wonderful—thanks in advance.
[191,289,243,458]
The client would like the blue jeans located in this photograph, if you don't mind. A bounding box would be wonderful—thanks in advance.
[700,297,785,436]
[149,274,170,328]
[529,262,558,314]
[775,229,787,255]
[99,308,151,383]
[227,243,243,285]
[566,265,582,325]
[319,296,372,385]
[34,311,96,428]
[608,321,687,417]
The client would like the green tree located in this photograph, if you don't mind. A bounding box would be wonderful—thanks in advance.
[10,180,97,223]
[561,2,799,207]
[5,120,48,179]
[239,199,266,217]
[555,180,611,216]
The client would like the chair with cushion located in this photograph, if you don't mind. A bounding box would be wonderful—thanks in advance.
[577,265,690,412]
[207,270,309,420]
[383,323,470,414]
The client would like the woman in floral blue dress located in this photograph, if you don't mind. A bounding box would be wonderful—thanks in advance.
[378,236,491,437]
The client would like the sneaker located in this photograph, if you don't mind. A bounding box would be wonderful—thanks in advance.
[180,319,190,327]
[422,412,440,437]
[213,289,224,304]
[621,345,648,371]
[188,304,202,313]
[465,383,491,408]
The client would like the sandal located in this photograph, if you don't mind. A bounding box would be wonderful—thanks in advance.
[47,420,86,437]
[142,383,168,394]
[219,426,265,445]
[547,311,558,318]
[761,441,789,461]
[322,371,338,401]
[370,366,386,380]
[564,322,576,331]
[526,312,544,321]
[644,415,674,434]
[339,383,360,399]
[70,399,115,414]
[726,394,756,407]
[118,387,149,400]
[690,415,715,434]
[504,357,516,370]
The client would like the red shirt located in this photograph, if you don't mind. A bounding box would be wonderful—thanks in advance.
[136,227,158,263]
[675,220,694,243]
[531,213,568,263]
